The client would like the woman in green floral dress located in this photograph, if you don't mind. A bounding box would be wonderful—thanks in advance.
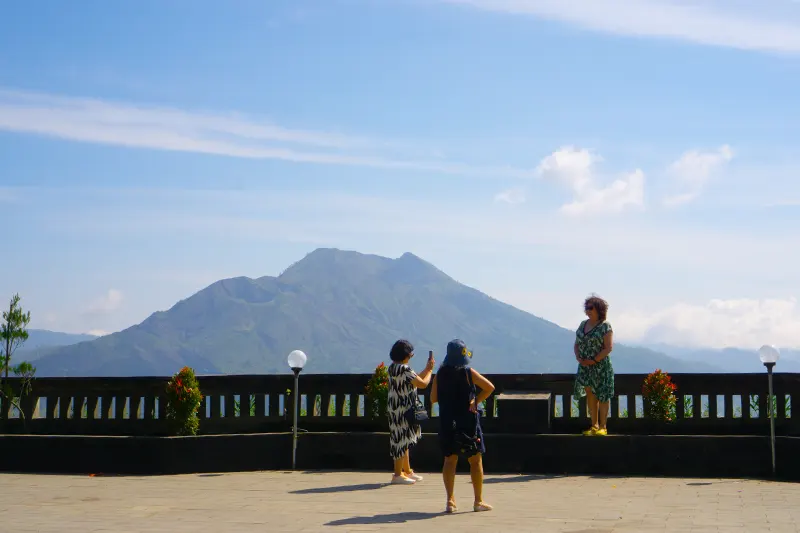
[574,295,615,436]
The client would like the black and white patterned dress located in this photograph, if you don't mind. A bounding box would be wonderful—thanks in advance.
[387,363,421,460]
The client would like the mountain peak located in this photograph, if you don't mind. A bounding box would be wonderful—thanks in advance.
[279,248,389,282]
[388,251,451,284]
[303,247,350,260]
[278,248,450,286]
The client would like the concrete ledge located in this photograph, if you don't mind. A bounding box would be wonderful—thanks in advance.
[0,433,292,475]
[1,432,796,480]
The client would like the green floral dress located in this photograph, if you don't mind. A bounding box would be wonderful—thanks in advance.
[574,320,615,402]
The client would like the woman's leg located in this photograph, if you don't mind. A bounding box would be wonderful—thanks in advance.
[393,456,405,477]
[392,444,411,478]
[443,455,458,506]
[598,400,610,430]
[596,364,614,432]
[467,453,491,510]
[585,387,599,429]
[402,449,412,475]
[391,449,415,484]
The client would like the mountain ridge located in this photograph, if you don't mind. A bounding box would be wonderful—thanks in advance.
[30,248,722,376]
[633,343,800,373]
[16,329,98,354]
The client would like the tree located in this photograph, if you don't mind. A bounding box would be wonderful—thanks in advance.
[0,294,34,421]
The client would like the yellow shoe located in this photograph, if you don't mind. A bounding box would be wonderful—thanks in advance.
[595,428,608,436]
[582,427,598,436]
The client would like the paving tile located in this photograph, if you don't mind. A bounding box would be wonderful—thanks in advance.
[1,471,799,531]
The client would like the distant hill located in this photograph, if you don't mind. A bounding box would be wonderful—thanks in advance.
[17,329,97,355]
[32,248,722,377]
[634,343,800,373]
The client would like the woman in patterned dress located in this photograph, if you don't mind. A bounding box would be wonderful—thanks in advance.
[574,295,615,436]
[387,339,435,485]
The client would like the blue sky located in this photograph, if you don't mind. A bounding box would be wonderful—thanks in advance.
[2,0,800,349]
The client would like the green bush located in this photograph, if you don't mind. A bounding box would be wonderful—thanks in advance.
[642,369,677,422]
[165,367,203,436]
[364,362,389,419]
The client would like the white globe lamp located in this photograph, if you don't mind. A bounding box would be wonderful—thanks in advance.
[288,350,307,372]
[287,349,308,470]
[758,345,780,366]
[757,344,780,476]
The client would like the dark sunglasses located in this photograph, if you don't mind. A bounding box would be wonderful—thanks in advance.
[585,305,594,311]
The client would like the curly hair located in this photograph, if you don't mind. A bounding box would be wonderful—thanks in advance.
[584,294,609,322]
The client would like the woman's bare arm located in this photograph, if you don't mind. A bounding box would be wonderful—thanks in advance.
[471,368,495,405]
[592,331,614,363]
[411,357,435,389]
[430,375,438,405]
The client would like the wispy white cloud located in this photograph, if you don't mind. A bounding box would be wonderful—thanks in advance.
[503,289,800,349]
[84,289,124,315]
[0,88,535,179]
[663,145,734,207]
[561,169,644,216]
[27,186,800,278]
[617,297,800,349]
[494,187,526,204]
[441,0,800,54]
[535,147,645,215]
[0,88,374,150]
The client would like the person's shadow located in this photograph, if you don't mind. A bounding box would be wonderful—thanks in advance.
[325,511,442,526]
[290,483,385,494]
[484,474,566,484]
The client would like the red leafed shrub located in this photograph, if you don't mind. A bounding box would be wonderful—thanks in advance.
[165,366,203,435]
[642,369,678,422]
[364,362,389,419]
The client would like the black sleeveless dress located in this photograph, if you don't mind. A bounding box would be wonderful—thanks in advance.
[437,366,486,457]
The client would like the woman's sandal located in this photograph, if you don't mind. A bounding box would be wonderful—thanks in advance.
[445,502,458,513]
[473,502,493,512]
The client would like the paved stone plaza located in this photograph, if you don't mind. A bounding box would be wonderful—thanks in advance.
[2,470,800,532]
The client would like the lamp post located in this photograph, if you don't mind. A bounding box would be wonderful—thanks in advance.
[758,344,780,476]
[287,349,307,471]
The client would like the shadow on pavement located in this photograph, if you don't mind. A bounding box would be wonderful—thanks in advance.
[325,511,442,526]
[291,483,386,494]
[484,474,567,484]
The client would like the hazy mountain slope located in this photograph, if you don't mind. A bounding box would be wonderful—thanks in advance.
[637,343,800,373]
[14,330,99,366]
[33,249,721,376]
[17,330,97,353]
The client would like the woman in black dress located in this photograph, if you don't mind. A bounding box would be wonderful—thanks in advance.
[430,339,495,513]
